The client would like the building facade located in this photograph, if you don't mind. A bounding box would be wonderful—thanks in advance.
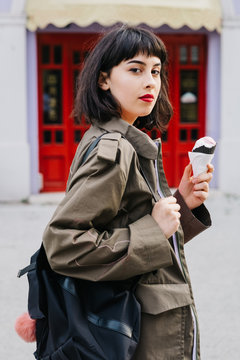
[0,0,239,200]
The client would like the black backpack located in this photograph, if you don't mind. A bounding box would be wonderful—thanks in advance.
[18,243,140,359]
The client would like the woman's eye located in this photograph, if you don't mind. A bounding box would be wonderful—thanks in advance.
[130,68,141,73]
[152,69,160,76]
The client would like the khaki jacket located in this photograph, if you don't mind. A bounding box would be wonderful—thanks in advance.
[43,117,211,360]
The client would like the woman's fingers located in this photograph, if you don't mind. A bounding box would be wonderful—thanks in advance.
[151,197,181,238]
[182,163,192,181]
[207,163,214,173]
[192,170,213,184]
[164,197,181,211]
[193,190,208,202]
[193,180,209,203]
[165,196,177,204]
[193,181,209,192]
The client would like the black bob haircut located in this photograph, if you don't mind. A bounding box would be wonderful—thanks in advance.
[73,25,173,131]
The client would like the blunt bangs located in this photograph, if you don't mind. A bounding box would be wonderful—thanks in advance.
[101,27,167,72]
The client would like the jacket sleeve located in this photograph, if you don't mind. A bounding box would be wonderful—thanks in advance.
[174,189,212,243]
[43,138,173,281]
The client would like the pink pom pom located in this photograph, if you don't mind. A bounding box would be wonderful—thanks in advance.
[15,312,36,342]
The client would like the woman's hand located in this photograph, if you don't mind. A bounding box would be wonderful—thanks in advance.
[152,196,181,239]
[178,163,214,210]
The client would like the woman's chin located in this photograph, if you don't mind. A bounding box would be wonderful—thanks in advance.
[138,110,152,117]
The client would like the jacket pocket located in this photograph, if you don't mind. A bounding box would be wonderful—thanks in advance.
[135,283,193,314]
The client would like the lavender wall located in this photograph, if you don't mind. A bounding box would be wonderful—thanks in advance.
[0,0,12,12]
[27,30,39,194]
[233,0,240,15]
[206,32,221,188]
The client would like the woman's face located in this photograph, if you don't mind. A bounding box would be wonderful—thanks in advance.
[99,53,161,124]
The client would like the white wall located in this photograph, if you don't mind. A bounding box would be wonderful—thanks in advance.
[0,0,30,201]
[219,0,240,194]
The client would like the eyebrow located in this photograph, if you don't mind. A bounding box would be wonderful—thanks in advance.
[126,60,161,67]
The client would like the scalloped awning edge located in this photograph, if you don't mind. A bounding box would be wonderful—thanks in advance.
[25,1,222,33]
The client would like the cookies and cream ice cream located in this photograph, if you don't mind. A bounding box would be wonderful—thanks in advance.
[188,136,216,177]
[192,136,216,154]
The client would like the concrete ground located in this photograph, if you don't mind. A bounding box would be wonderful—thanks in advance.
[0,190,239,359]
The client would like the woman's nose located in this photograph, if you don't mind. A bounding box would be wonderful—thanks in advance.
[143,73,155,88]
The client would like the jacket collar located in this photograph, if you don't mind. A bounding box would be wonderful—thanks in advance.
[94,117,158,160]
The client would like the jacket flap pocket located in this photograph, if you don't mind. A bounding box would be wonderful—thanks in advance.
[135,283,193,315]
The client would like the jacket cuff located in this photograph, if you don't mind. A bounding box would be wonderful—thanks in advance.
[174,189,212,243]
[129,214,173,272]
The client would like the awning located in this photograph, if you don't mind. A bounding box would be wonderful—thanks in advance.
[25,0,222,33]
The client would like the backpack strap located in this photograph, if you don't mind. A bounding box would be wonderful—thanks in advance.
[17,245,43,278]
[80,133,107,166]
[17,263,36,278]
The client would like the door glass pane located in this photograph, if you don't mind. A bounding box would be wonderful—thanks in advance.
[42,45,50,64]
[180,129,187,141]
[180,70,198,123]
[43,70,62,124]
[191,46,199,64]
[54,45,62,64]
[191,128,198,141]
[55,130,63,143]
[43,130,51,143]
[180,46,188,64]
[73,51,81,64]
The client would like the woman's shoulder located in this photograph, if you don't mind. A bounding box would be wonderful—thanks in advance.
[81,127,136,161]
[66,131,135,192]
[97,132,136,162]
[69,130,136,182]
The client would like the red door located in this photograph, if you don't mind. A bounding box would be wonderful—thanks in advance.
[38,33,206,191]
[38,34,96,191]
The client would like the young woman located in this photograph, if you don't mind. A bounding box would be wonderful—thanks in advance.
[43,25,213,359]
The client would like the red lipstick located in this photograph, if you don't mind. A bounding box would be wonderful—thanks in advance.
[139,94,154,102]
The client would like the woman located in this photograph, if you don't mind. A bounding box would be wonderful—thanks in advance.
[43,25,213,359]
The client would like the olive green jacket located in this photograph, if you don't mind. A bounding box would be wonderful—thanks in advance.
[43,117,211,359]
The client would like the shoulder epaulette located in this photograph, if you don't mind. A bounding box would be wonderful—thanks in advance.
[97,133,122,163]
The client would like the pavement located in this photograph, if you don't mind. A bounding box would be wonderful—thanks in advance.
[0,190,240,360]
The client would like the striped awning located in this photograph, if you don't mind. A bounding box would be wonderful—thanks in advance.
[25,0,222,32]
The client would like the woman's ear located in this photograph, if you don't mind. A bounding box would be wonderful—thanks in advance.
[98,72,110,91]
